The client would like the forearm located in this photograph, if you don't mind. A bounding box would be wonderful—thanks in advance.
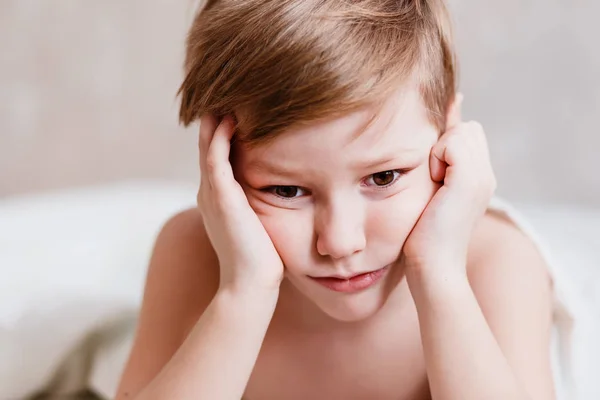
[407,269,530,400]
[136,288,278,400]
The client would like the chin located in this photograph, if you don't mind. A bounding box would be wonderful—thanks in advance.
[315,290,390,322]
[291,276,395,323]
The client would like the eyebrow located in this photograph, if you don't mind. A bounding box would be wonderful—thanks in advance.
[248,149,420,176]
[246,160,301,177]
[351,149,421,170]
[353,155,399,170]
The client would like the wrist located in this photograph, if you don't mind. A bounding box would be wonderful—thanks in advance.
[216,284,280,311]
[219,264,284,296]
[405,263,471,302]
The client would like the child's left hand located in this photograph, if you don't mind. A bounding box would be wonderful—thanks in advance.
[402,94,497,284]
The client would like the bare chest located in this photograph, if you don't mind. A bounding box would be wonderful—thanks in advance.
[244,305,430,400]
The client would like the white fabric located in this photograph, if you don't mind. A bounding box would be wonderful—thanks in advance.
[0,182,598,399]
[0,181,197,399]
[487,197,586,400]
[497,200,600,400]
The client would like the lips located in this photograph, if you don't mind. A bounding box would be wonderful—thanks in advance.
[309,265,390,293]
[315,271,373,280]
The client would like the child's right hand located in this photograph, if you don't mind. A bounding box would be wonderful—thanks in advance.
[197,114,284,295]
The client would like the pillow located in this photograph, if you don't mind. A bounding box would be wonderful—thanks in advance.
[514,202,600,399]
[0,181,196,399]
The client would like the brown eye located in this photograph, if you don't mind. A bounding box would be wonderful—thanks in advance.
[372,171,395,186]
[364,170,404,189]
[274,186,301,198]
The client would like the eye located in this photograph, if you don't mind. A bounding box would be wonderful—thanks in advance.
[364,170,403,188]
[266,185,306,199]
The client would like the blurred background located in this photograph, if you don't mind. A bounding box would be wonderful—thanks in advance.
[1,1,599,400]
[0,0,598,205]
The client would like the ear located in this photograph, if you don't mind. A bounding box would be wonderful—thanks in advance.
[445,92,463,131]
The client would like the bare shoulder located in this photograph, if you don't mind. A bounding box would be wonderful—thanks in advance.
[115,208,220,399]
[467,210,553,301]
[140,207,220,330]
[466,211,556,399]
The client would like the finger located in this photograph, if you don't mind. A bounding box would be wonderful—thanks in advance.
[205,115,237,190]
[429,144,447,183]
[430,132,463,183]
[199,113,219,187]
[445,92,463,131]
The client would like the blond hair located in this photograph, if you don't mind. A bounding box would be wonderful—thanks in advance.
[179,0,457,146]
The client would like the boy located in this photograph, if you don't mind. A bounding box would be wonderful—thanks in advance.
[116,1,559,399]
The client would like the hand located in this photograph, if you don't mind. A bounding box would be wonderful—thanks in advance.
[197,114,284,294]
[401,94,497,283]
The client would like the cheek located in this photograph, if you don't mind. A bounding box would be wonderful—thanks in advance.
[367,170,438,243]
[250,204,314,271]
[366,199,417,244]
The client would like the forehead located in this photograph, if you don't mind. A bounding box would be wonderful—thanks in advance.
[238,89,438,164]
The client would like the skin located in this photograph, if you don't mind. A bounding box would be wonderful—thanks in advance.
[233,89,439,324]
[115,88,556,400]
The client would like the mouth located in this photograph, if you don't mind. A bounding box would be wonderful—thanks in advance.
[309,265,391,293]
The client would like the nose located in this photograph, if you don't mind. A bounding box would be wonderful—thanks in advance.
[315,197,366,260]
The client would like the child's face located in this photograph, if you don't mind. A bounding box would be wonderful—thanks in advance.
[232,89,440,322]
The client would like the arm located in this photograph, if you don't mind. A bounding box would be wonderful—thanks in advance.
[118,115,284,400]
[135,287,277,400]
[115,210,278,400]
[402,94,554,400]
[407,215,555,400]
